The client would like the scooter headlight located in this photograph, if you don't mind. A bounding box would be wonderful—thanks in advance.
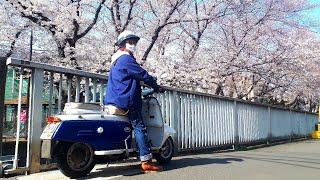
[46,116,61,124]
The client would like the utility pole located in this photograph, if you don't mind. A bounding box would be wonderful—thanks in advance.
[29,30,33,62]
[0,57,8,171]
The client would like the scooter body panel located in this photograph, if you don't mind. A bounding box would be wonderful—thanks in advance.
[52,120,132,151]
[141,97,165,148]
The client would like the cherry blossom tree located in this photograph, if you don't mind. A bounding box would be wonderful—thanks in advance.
[1,0,320,111]
[3,0,106,69]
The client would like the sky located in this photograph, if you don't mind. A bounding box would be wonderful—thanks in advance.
[307,0,320,18]
[303,0,320,33]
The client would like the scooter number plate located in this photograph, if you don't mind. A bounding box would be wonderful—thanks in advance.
[43,123,60,133]
[40,123,60,140]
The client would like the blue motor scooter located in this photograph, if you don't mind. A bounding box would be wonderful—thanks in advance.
[40,88,176,178]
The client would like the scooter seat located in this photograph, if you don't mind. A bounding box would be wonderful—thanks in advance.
[103,105,128,116]
[64,102,102,111]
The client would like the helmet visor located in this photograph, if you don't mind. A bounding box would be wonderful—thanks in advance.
[116,35,140,47]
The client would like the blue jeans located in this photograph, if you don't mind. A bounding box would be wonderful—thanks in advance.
[128,109,152,162]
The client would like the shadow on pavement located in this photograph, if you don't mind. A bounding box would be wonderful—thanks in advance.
[224,153,320,170]
[79,163,144,179]
[234,152,320,163]
[81,157,244,179]
[164,157,243,171]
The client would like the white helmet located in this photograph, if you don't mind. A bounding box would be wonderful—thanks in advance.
[116,30,140,47]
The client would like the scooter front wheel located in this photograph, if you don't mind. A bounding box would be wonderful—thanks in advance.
[56,142,96,178]
[153,137,174,164]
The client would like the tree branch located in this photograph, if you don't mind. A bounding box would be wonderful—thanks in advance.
[78,0,106,39]
[121,0,136,32]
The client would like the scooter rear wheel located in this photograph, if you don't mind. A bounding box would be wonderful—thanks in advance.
[56,142,96,178]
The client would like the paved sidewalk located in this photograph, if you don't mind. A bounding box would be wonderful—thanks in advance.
[8,139,320,180]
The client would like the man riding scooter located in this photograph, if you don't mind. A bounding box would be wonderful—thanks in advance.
[104,30,164,172]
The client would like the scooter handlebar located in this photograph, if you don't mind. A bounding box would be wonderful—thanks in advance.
[141,88,154,96]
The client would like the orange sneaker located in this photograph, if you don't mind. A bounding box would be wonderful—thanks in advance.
[141,160,162,172]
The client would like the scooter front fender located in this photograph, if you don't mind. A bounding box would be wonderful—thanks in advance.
[161,124,177,147]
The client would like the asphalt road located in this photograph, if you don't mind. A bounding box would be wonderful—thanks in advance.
[10,139,320,180]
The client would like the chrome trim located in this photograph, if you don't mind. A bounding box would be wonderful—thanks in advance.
[94,149,133,156]
[150,147,161,151]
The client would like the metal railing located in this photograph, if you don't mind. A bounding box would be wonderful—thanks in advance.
[155,89,317,152]
[0,57,318,176]
[1,58,108,175]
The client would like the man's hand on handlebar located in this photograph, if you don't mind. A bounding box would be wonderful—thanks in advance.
[154,86,165,93]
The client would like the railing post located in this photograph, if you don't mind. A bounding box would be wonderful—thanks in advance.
[93,78,97,103]
[57,74,62,112]
[305,112,308,138]
[48,72,53,116]
[0,57,8,170]
[85,77,89,103]
[99,81,104,105]
[13,67,24,169]
[75,77,81,102]
[267,106,272,144]
[170,90,180,154]
[233,100,239,150]
[67,75,72,103]
[27,68,44,174]
[289,110,293,141]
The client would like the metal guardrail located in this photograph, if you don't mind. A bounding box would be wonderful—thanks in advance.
[2,58,108,175]
[0,57,318,176]
[155,91,317,152]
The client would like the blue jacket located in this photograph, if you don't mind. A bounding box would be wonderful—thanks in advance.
[104,52,158,110]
